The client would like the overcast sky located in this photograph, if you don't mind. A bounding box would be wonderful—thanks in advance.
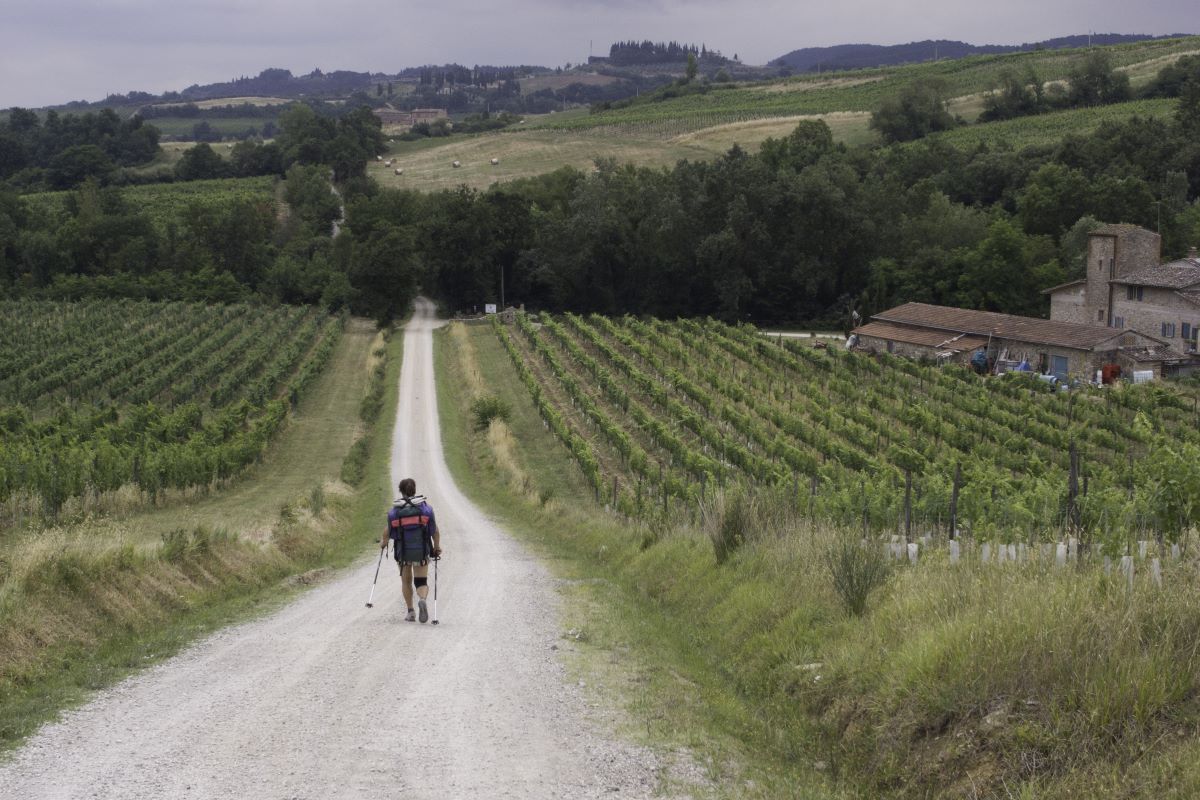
[1,0,1195,108]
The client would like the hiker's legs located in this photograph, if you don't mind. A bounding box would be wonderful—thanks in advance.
[413,563,430,600]
[400,562,414,609]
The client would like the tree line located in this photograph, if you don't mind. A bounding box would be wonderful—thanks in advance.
[0,108,160,191]
[606,41,729,66]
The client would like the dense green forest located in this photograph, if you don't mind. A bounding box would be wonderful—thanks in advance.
[2,55,1199,326]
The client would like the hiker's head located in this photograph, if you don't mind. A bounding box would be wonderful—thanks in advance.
[399,478,417,498]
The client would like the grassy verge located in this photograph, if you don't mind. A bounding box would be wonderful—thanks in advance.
[435,321,1200,799]
[0,325,404,753]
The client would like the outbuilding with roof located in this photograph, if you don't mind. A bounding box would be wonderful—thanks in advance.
[852,302,1182,381]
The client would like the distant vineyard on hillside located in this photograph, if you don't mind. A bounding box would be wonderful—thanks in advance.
[494,313,1200,552]
[0,299,343,519]
[929,97,1177,150]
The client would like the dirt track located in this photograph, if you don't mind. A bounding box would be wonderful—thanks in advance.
[0,300,679,799]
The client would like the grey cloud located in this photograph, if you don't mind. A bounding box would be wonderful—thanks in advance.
[1,0,1195,108]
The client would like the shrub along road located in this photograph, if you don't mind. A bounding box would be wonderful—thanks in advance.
[0,299,677,799]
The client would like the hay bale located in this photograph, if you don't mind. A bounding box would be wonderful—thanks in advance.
[452,160,461,168]
[490,158,499,166]
[394,168,404,175]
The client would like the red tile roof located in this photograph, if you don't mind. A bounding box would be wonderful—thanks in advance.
[871,302,1134,350]
[853,321,988,352]
[1092,223,1158,237]
[1111,259,1200,289]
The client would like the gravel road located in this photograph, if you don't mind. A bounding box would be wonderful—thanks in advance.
[0,300,684,799]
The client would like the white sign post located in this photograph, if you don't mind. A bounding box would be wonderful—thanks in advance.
[485,304,498,314]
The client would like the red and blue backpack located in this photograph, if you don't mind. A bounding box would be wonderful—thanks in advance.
[388,496,432,564]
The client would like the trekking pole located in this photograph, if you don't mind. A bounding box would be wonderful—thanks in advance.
[365,542,387,608]
[430,556,440,625]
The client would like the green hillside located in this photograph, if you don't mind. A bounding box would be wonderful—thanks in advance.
[368,36,1197,192]
[540,36,1200,134]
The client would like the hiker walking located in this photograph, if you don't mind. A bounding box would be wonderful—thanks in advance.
[381,478,442,622]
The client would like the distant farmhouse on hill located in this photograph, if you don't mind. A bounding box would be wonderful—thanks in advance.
[372,106,447,130]
[854,224,1200,382]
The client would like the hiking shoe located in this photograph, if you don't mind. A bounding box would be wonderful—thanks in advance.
[418,599,428,624]
[404,608,416,622]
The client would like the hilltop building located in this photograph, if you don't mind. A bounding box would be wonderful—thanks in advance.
[1045,223,1200,360]
[851,302,1179,381]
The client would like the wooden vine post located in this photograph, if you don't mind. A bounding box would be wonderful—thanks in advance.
[949,462,961,540]
[904,469,912,543]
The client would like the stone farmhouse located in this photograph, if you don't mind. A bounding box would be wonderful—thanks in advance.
[851,302,1174,381]
[853,223,1200,382]
[1046,223,1200,362]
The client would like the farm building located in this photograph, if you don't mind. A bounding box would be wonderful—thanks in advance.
[852,302,1185,381]
[1046,223,1200,363]
[371,107,448,130]
[373,107,414,127]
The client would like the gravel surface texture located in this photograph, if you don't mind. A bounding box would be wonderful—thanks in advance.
[0,300,685,799]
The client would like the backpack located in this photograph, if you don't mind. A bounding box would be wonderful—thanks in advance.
[389,496,432,564]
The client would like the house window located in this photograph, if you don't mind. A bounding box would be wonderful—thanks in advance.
[1097,309,1105,322]
[1126,286,1144,301]
[1163,322,1176,338]
[1113,316,1125,328]
[1184,322,1192,340]
[886,340,895,353]
[1098,258,1104,271]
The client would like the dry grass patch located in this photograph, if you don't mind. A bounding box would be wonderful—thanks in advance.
[1120,49,1200,84]
[672,112,875,152]
[372,114,880,192]
[749,76,886,94]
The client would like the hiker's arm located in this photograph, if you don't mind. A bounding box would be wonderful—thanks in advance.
[429,510,442,556]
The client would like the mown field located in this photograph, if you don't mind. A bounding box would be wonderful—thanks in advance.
[440,317,1200,798]
[369,112,876,191]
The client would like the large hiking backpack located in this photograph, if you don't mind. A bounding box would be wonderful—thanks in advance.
[390,496,432,564]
